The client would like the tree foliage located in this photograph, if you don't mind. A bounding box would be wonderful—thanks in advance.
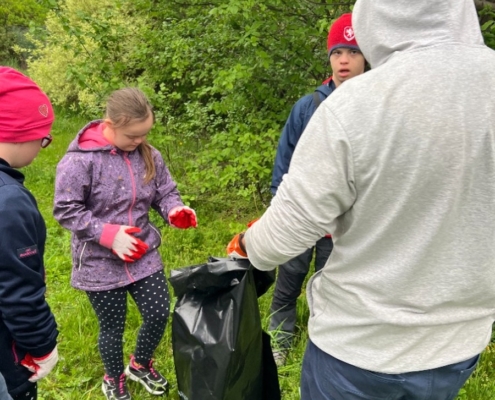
[480,4,495,48]
[22,0,495,207]
[24,0,353,206]
[0,0,51,66]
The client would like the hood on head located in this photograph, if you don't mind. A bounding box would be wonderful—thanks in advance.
[352,0,484,69]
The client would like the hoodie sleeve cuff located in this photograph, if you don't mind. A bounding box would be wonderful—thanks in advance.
[99,224,120,249]
[29,340,57,358]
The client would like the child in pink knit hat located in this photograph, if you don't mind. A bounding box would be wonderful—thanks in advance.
[0,67,59,400]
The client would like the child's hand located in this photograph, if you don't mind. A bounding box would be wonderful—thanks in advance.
[112,226,149,262]
[21,345,59,382]
[168,206,198,229]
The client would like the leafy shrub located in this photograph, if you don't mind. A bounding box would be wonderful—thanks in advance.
[22,0,350,207]
[480,5,495,49]
[0,0,50,67]
[25,0,149,115]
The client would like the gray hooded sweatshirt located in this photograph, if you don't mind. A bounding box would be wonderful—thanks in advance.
[245,0,495,373]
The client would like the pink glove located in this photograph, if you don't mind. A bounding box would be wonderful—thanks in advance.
[21,345,59,382]
[168,206,198,229]
[112,226,149,262]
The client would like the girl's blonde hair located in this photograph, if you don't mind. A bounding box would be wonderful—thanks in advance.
[105,87,156,184]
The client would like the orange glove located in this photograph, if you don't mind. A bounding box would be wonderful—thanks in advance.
[226,218,258,259]
[227,232,247,259]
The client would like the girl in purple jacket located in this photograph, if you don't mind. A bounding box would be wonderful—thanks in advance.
[53,88,197,400]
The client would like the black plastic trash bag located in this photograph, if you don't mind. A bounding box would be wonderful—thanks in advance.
[169,257,280,400]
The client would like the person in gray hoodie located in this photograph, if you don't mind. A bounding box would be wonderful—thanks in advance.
[228,0,495,398]
[54,88,197,400]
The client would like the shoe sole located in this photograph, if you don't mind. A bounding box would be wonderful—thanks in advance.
[124,366,167,396]
[101,382,132,400]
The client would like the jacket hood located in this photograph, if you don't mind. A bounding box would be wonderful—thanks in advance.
[67,120,114,153]
[353,0,484,68]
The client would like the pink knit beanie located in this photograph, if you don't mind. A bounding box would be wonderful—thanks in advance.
[327,13,359,57]
[0,67,54,143]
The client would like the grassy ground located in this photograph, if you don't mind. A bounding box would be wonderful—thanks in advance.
[22,110,495,399]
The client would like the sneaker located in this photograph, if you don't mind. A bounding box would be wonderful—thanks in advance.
[272,350,288,368]
[102,374,132,400]
[125,354,169,395]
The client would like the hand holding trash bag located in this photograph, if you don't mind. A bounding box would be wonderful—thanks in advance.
[227,232,247,259]
[169,206,198,229]
[226,218,258,259]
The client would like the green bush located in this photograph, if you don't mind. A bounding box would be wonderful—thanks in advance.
[30,1,495,207]
[480,6,495,49]
[25,0,149,115]
[23,0,354,206]
[0,0,50,67]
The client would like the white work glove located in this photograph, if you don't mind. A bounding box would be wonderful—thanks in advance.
[112,226,149,262]
[21,345,59,382]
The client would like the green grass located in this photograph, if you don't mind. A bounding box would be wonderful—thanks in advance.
[22,110,495,399]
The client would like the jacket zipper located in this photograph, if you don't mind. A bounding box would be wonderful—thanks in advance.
[78,242,87,270]
[123,152,137,283]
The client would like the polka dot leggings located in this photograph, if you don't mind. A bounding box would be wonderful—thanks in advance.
[86,270,170,379]
[12,384,36,400]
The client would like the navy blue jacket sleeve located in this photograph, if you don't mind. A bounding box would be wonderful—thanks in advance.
[0,185,58,358]
[271,94,315,196]
[271,84,333,196]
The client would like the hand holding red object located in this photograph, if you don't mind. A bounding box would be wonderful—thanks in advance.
[21,345,59,382]
[169,206,198,229]
[112,226,148,262]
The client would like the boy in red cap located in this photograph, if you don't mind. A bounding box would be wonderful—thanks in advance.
[0,67,59,400]
[267,13,366,366]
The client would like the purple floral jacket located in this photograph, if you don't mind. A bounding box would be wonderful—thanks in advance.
[53,120,184,291]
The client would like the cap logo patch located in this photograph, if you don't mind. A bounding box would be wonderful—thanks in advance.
[39,104,49,118]
[344,26,355,42]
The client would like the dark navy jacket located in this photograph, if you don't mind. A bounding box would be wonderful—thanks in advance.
[0,159,58,396]
[271,81,336,195]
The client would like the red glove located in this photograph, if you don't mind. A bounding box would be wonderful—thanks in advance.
[227,232,247,259]
[112,226,148,262]
[21,345,59,382]
[169,206,198,229]
[246,218,258,228]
